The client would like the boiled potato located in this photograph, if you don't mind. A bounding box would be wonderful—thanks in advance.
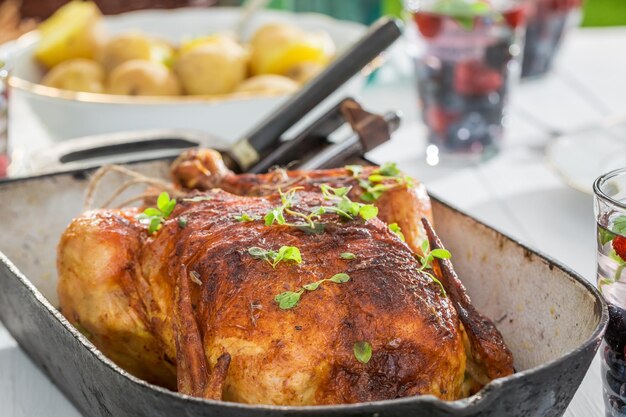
[180,33,238,54]
[99,33,174,72]
[235,75,299,95]
[175,42,248,95]
[41,58,105,93]
[35,1,104,68]
[107,60,181,96]
[249,23,335,76]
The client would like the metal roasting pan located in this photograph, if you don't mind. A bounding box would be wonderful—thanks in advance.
[0,158,608,417]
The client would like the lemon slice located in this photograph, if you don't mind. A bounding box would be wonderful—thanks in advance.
[251,29,334,75]
[35,1,103,68]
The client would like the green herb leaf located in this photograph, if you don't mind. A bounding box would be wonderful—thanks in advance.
[329,273,351,284]
[296,222,326,234]
[157,192,170,212]
[353,341,372,364]
[248,247,267,258]
[178,216,188,229]
[613,216,626,235]
[148,217,162,234]
[275,271,351,311]
[274,290,303,310]
[360,192,377,203]
[248,246,302,268]
[340,252,356,260]
[600,227,617,246]
[334,187,350,197]
[235,213,260,222]
[320,184,352,200]
[368,174,386,183]
[416,241,448,297]
[359,204,378,221]
[277,246,302,266]
[356,163,411,202]
[265,208,286,226]
[162,199,177,217]
[143,207,162,217]
[374,162,401,177]
[264,210,276,226]
[303,281,323,291]
[136,192,178,235]
[389,223,405,242]
[430,248,452,259]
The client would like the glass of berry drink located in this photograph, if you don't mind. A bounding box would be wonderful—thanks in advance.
[406,0,526,162]
[521,0,582,79]
[595,168,626,417]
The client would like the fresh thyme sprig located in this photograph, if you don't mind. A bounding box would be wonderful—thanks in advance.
[248,246,302,269]
[345,162,414,202]
[418,240,450,296]
[389,223,405,242]
[137,191,177,234]
[264,187,301,226]
[274,273,351,310]
[263,185,378,232]
[316,184,378,221]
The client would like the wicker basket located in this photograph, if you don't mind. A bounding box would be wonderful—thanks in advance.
[18,0,217,19]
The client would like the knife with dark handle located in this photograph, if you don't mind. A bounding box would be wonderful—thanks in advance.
[224,17,403,172]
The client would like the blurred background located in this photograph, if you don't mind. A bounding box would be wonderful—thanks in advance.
[8,0,626,25]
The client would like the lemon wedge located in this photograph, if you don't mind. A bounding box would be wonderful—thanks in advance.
[35,1,103,68]
[249,24,334,76]
[261,35,333,75]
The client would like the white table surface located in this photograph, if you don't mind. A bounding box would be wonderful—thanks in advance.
[2,26,626,417]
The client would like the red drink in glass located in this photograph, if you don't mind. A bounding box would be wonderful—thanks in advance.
[407,0,526,160]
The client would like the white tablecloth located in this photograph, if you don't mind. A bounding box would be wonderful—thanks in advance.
[2,27,626,417]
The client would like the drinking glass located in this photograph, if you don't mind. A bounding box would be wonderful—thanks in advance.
[521,0,582,79]
[406,0,527,163]
[594,168,626,417]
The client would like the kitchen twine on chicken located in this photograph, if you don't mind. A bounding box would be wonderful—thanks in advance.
[84,164,183,210]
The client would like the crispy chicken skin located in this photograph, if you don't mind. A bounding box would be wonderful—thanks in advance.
[57,150,513,405]
[171,149,433,255]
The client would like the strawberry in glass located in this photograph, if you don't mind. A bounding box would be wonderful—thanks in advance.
[595,169,626,417]
[407,0,526,161]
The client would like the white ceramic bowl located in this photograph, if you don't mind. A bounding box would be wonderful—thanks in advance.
[6,7,365,143]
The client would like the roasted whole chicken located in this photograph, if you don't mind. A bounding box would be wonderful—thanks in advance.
[57,149,513,405]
